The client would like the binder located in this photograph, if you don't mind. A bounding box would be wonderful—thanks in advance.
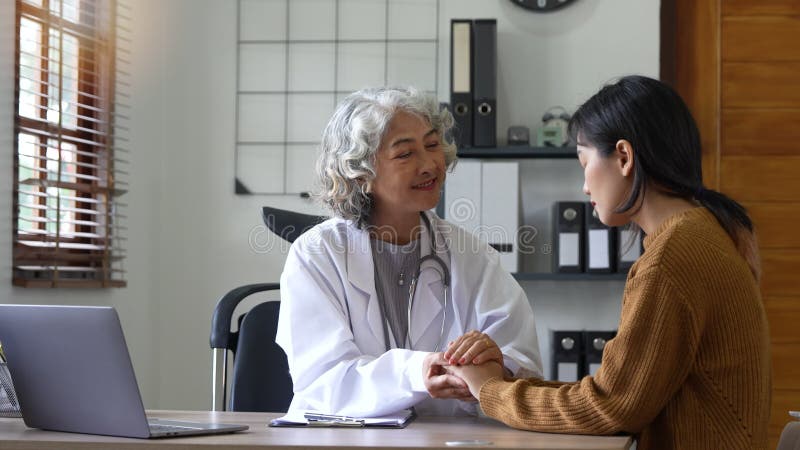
[584,202,616,273]
[445,160,519,273]
[450,20,473,149]
[583,330,616,376]
[616,227,643,273]
[481,161,519,273]
[472,19,496,148]
[551,330,584,382]
[553,201,584,273]
[444,159,482,234]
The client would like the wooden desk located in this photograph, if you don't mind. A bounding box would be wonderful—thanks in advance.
[0,410,633,450]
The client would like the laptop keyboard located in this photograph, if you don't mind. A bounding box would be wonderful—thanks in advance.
[149,423,204,433]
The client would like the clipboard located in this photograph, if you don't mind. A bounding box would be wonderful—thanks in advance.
[269,409,416,428]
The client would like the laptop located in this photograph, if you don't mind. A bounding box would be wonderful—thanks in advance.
[0,304,248,438]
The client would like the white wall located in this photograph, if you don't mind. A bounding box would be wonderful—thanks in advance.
[0,0,659,410]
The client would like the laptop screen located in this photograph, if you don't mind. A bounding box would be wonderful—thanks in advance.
[0,305,154,438]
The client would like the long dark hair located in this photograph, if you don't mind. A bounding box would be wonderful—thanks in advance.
[568,75,760,280]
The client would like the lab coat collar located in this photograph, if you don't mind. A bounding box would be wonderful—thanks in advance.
[345,212,450,350]
[343,222,383,346]
[344,221,374,295]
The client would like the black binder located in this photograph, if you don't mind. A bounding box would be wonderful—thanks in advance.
[551,331,584,382]
[584,202,616,273]
[472,19,496,148]
[450,19,473,149]
[553,201,585,273]
[583,330,616,377]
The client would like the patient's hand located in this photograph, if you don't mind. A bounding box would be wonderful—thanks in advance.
[445,330,503,367]
[448,361,505,400]
[422,352,476,402]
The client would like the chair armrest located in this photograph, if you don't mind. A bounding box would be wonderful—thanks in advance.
[210,283,280,349]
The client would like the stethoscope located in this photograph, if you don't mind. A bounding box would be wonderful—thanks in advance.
[346,212,450,353]
[403,212,450,352]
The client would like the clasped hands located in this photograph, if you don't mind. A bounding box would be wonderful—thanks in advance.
[422,330,507,401]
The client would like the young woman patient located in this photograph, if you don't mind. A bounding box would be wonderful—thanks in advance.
[446,75,770,450]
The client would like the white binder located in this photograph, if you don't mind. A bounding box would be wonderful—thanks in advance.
[445,160,520,273]
[481,162,519,273]
[444,159,482,235]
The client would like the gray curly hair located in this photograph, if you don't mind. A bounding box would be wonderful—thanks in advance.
[312,86,458,226]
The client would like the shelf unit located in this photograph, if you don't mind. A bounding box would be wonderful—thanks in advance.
[452,145,627,282]
[513,272,628,281]
[457,146,577,159]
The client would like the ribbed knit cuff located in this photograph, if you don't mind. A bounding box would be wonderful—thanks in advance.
[478,376,508,419]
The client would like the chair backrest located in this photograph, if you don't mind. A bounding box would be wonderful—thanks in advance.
[261,206,326,244]
[777,421,800,450]
[228,301,293,412]
[210,283,285,412]
[210,283,279,356]
[210,208,326,412]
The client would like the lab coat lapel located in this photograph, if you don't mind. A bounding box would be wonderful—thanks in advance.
[430,213,466,336]
[345,223,385,346]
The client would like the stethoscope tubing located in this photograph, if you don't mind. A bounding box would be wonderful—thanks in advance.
[406,213,450,352]
[343,212,451,353]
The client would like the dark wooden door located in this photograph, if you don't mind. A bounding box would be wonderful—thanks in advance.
[662,1,800,447]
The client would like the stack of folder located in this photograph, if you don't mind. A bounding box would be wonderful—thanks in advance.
[553,201,642,273]
[551,330,617,381]
[450,19,497,149]
[444,159,520,274]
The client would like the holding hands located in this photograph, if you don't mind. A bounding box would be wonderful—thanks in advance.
[448,360,505,399]
[422,330,506,401]
[422,352,474,401]
[444,330,504,367]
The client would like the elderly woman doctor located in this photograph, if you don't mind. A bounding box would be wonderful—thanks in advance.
[275,87,542,417]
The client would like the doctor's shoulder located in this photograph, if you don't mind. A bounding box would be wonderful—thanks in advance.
[289,216,350,259]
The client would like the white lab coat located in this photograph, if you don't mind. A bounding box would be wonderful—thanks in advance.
[276,211,542,417]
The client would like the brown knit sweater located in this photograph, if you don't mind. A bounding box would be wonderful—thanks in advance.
[480,207,771,449]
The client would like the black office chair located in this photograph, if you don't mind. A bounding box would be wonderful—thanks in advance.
[209,206,326,412]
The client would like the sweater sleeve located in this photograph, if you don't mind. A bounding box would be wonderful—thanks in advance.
[479,271,700,435]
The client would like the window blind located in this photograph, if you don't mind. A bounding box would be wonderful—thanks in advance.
[13,0,129,288]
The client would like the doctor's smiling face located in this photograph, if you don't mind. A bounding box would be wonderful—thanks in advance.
[577,135,634,228]
[369,110,446,233]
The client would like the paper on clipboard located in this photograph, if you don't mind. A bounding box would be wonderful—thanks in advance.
[269,409,415,428]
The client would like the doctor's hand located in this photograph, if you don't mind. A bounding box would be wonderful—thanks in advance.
[422,352,476,402]
[445,330,504,367]
[448,361,505,400]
